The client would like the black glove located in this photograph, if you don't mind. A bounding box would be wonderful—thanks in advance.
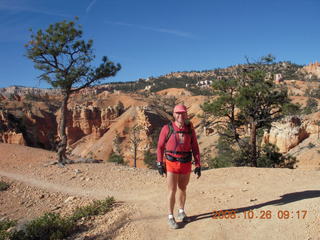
[194,167,201,178]
[157,162,166,176]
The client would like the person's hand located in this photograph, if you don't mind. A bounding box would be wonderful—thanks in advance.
[194,166,201,179]
[157,162,166,177]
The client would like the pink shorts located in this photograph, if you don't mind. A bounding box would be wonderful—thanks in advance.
[165,158,192,174]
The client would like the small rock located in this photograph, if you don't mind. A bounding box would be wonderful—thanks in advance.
[245,181,250,184]
[250,198,257,202]
[6,227,16,233]
[241,189,248,192]
[75,169,81,174]
[39,194,45,199]
[85,177,92,181]
[64,196,76,203]
[74,237,86,240]
[26,203,33,208]
[51,206,61,211]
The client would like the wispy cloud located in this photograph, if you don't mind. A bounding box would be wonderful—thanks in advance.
[0,1,70,18]
[105,20,195,39]
[0,1,71,42]
[86,0,97,13]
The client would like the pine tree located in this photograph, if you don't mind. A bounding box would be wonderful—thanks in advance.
[25,18,121,165]
[202,56,298,167]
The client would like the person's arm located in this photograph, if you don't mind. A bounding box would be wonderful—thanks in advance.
[191,127,201,167]
[157,125,169,163]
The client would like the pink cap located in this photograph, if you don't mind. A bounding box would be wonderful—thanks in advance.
[173,104,187,113]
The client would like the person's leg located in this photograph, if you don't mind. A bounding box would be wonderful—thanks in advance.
[167,172,178,215]
[177,173,191,210]
[167,171,179,229]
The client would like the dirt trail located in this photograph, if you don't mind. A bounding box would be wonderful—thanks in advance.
[0,170,120,199]
[1,143,320,240]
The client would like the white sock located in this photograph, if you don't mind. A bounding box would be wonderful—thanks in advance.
[168,214,174,219]
[178,208,184,213]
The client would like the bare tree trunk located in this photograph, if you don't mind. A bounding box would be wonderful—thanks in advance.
[57,93,70,166]
[130,125,142,168]
[250,121,257,167]
[133,143,137,168]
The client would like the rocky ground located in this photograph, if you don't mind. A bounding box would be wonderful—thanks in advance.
[1,143,320,240]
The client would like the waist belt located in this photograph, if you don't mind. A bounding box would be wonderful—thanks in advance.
[165,153,192,163]
[165,150,192,155]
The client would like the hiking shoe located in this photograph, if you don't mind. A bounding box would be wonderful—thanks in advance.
[167,217,179,229]
[177,211,190,222]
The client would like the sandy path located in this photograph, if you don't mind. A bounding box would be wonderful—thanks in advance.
[1,168,320,240]
[1,143,320,239]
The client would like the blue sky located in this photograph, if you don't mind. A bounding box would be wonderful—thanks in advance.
[0,0,319,88]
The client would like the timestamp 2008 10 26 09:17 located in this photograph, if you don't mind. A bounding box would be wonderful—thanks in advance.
[212,210,307,220]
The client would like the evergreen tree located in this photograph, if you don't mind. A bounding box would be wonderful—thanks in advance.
[304,98,318,114]
[202,56,298,167]
[25,18,121,165]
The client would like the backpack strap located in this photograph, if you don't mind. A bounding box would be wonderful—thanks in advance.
[164,121,174,144]
[164,121,193,145]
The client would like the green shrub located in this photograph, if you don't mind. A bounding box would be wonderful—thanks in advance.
[123,127,130,134]
[258,144,297,168]
[0,219,17,240]
[208,156,233,168]
[305,86,320,98]
[0,219,16,232]
[282,103,301,116]
[108,153,126,165]
[308,142,316,149]
[257,144,284,167]
[143,150,157,169]
[70,197,115,222]
[0,231,11,240]
[11,213,75,240]
[207,136,234,168]
[304,98,318,114]
[0,181,10,191]
[2,197,116,240]
[150,128,161,149]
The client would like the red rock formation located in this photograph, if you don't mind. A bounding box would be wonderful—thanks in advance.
[0,111,26,145]
[0,110,57,149]
[1,131,25,145]
[262,115,319,153]
[302,61,320,78]
[56,105,120,145]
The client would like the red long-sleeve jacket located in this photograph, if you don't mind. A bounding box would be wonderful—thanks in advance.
[157,121,201,167]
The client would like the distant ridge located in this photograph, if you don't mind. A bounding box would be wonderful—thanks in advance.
[0,61,310,95]
[0,85,60,98]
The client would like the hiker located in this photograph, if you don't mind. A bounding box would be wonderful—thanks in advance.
[157,104,201,229]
